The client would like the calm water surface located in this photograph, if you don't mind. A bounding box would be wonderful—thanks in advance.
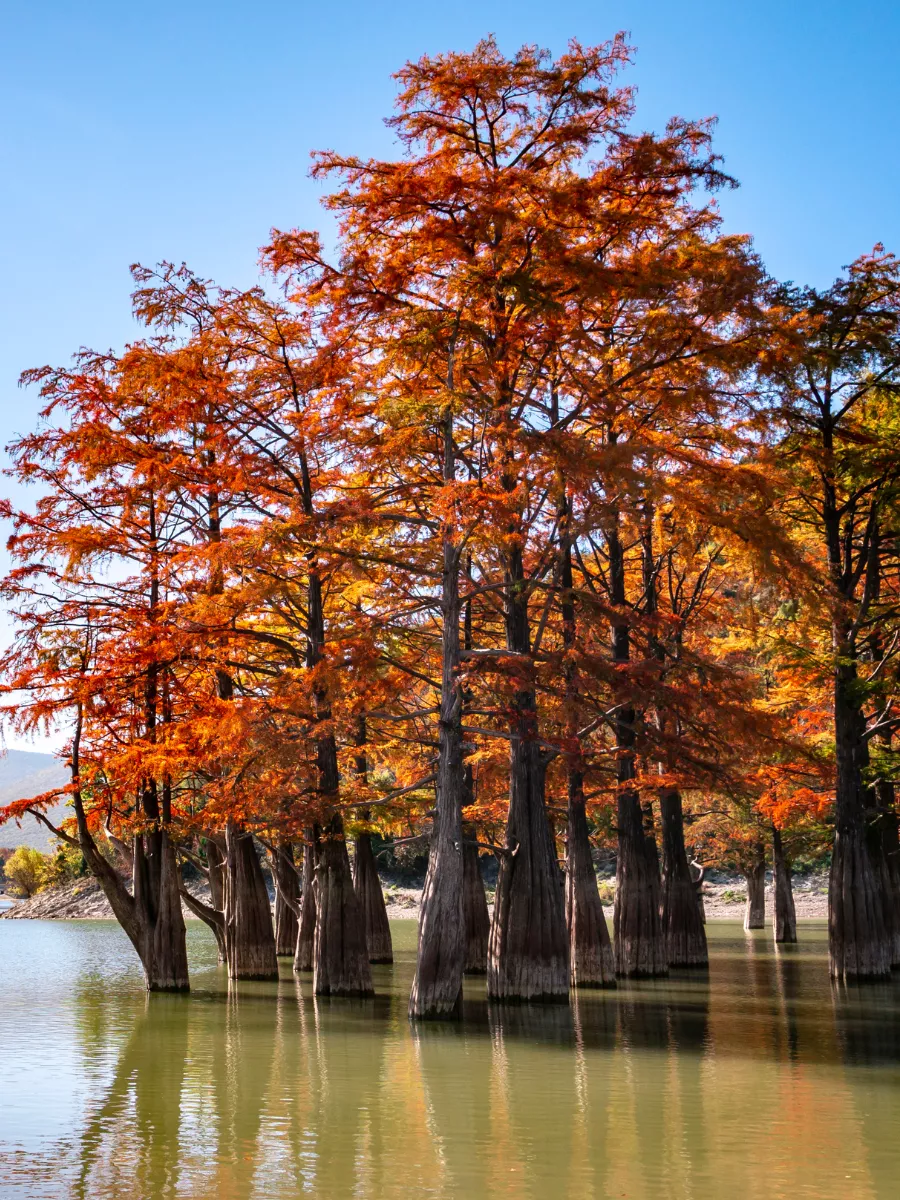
[0,918,898,1199]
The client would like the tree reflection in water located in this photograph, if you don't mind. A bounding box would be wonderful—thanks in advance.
[15,923,900,1200]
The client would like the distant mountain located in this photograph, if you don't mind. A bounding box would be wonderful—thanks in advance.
[0,750,69,850]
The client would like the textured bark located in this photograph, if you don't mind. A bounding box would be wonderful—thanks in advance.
[352,715,393,967]
[615,790,667,977]
[67,726,189,993]
[608,511,666,979]
[410,402,469,1017]
[223,822,278,980]
[314,812,374,997]
[133,826,190,991]
[488,533,569,1002]
[566,774,615,987]
[410,430,465,1016]
[829,662,891,979]
[270,842,300,957]
[354,833,393,964]
[830,822,891,978]
[206,835,227,962]
[660,789,708,967]
[772,826,797,944]
[307,580,373,997]
[559,507,614,989]
[293,832,317,973]
[878,799,900,967]
[462,831,490,974]
[488,739,569,1002]
[744,845,766,931]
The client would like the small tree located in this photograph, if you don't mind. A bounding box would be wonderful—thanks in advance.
[3,846,49,897]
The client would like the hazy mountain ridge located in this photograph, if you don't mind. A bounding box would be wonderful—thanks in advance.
[0,750,69,850]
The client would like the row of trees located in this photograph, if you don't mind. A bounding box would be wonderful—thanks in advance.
[2,37,899,1014]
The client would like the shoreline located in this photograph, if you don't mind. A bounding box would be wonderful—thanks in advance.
[1,872,830,922]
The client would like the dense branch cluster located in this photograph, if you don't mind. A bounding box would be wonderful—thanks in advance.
[3,37,900,1007]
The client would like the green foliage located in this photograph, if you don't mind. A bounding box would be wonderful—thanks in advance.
[3,846,50,897]
[1,841,87,898]
[43,843,89,887]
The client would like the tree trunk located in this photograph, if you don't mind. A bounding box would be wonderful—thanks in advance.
[133,826,190,991]
[489,740,569,1001]
[607,511,666,979]
[566,773,615,987]
[410,401,468,1017]
[352,716,393,966]
[305,556,373,997]
[206,835,227,962]
[615,789,667,977]
[270,842,299,957]
[293,832,317,973]
[829,663,891,979]
[314,812,374,997]
[223,822,278,980]
[354,832,393,964]
[660,789,708,967]
[772,825,797,944]
[744,844,766,931]
[488,534,569,1002]
[559,505,614,988]
[68,723,189,993]
[463,830,490,974]
[77,821,189,992]
[878,797,900,968]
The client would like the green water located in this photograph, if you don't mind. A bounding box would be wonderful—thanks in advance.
[1,919,899,1199]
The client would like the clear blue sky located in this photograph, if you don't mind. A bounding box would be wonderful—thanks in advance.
[1,0,898,750]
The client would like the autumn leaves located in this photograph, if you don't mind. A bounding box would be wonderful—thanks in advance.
[2,36,899,999]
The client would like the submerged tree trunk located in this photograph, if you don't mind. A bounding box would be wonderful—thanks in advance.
[68,740,189,993]
[352,718,393,966]
[559,514,614,989]
[410,407,466,1016]
[615,788,667,977]
[487,540,568,1002]
[297,446,372,996]
[354,832,393,964]
[829,663,891,979]
[878,788,900,968]
[223,822,278,980]
[744,843,766,931]
[270,842,300,957]
[133,824,190,991]
[293,831,317,973]
[314,811,374,997]
[489,734,569,1001]
[566,773,615,987]
[772,825,797,944]
[660,789,708,967]
[608,515,665,979]
[461,573,488,979]
[462,828,490,975]
[66,701,189,992]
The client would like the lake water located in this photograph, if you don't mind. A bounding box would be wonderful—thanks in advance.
[0,919,898,1199]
